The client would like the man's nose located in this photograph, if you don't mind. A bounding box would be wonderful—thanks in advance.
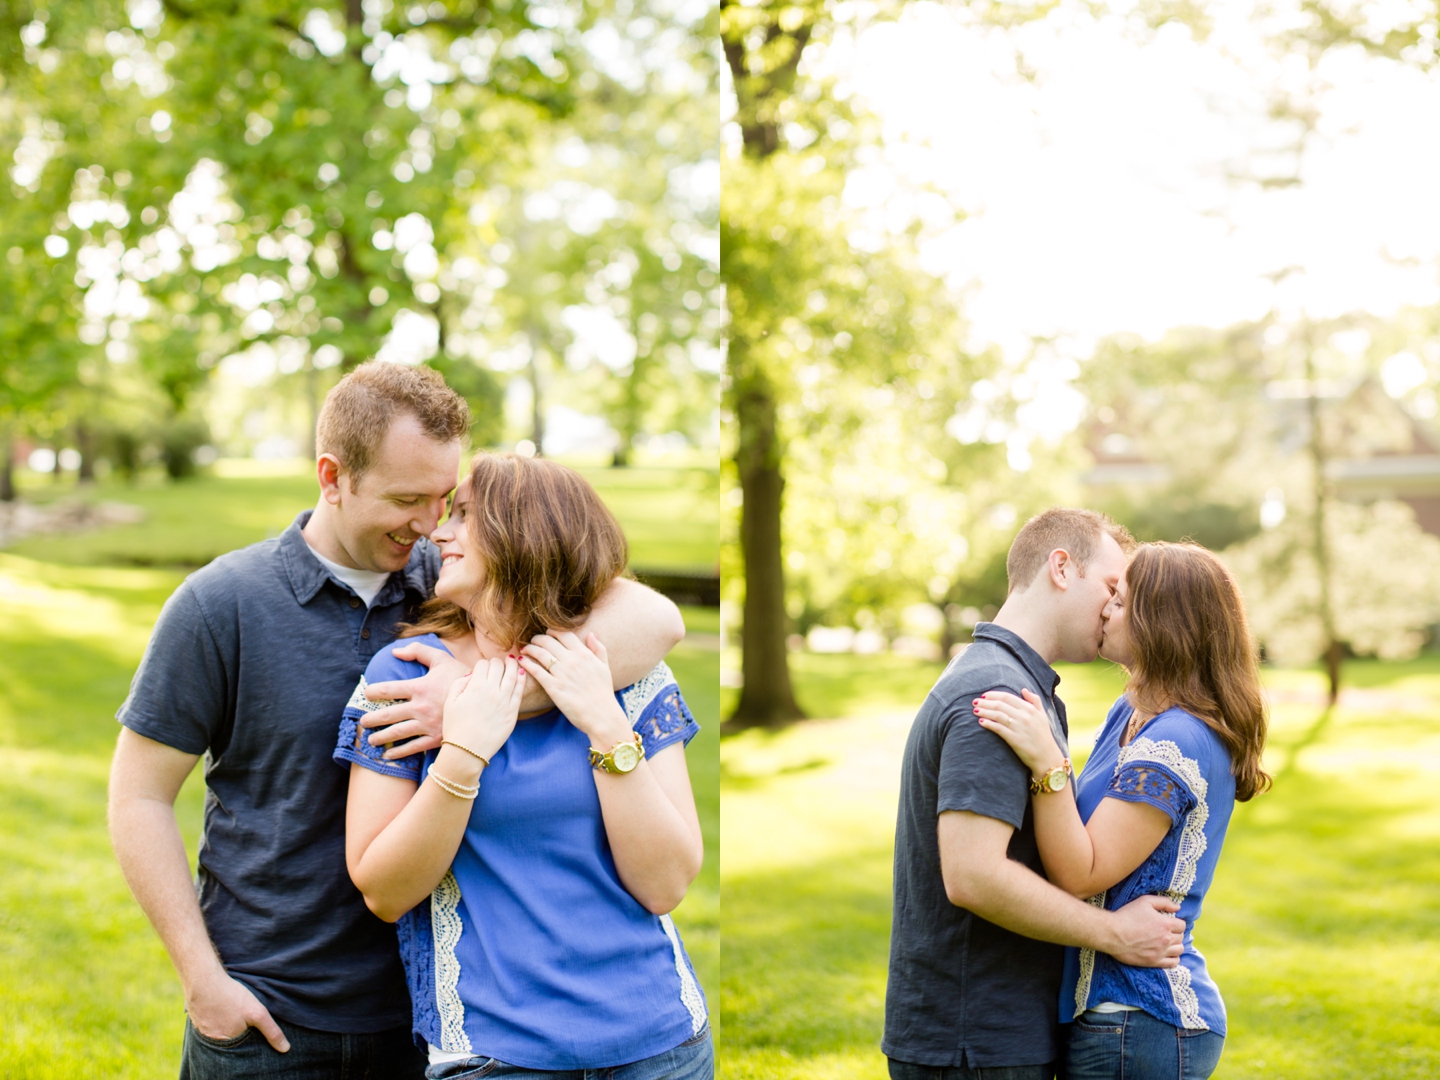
[413,499,446,535]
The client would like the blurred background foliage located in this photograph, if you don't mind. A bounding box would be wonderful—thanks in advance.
[0,0,719,489]
[0,4,721,1071]
[720,0,1440,722]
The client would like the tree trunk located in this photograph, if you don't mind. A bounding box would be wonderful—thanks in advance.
[304,356,319,459]
[1323,639,1343,708]
[76,422,96,483]
[731,375,805,726]
[527,337,545,456]
[1305,349,1341,705]
[0,427,14,502]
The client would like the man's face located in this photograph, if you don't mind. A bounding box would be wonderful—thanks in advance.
[1058,532,1128,663]
[329,414,461,573]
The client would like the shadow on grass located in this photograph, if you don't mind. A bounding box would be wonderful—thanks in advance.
[1270,706,1334,783]
[723,844,893,1062]
[723,766,1440,1080]
[0,631,136,757]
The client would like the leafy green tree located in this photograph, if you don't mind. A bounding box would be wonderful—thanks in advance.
[722,0,986,724]
[1082,315,1440,701]
[3,0,715,480]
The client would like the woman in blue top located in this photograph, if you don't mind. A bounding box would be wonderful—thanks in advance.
[974,541,1269,1080]
[333,452,709,1080]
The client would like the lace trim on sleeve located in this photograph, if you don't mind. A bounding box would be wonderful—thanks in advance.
[1117,737,1210,903]
[1072,890,1108,1020]
[620,662,700,757]
[332,676,423,782]
[1107,762,1194,825]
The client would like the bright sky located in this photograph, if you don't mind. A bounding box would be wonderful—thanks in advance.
[815,0,1440,370]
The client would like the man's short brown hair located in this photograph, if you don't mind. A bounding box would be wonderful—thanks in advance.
[315,362,469,487]
[1005,507,1136,594]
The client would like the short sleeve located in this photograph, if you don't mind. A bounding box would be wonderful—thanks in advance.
[332,641,440,783]
[1106,720,1205,825]
[617,662,699,758]
[936,684,1032,830]
[116,580,230,756]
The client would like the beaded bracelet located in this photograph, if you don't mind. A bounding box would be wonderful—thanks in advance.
[428,770,479,801]
[441,739,491,768]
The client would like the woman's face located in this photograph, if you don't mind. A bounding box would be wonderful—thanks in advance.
[1098,568,1135,668]
[431,480,483,607]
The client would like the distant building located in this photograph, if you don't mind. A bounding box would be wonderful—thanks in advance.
[1080,376,1440,539]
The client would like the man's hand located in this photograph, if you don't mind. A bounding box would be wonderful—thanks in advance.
[1106,894,1186,968]
[186,967,290,1051]
[359,642,471,759]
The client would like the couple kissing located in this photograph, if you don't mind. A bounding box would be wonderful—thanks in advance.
[886,508,1269,1080]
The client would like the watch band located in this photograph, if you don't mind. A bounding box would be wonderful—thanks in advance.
[1029,758,1072,795]
[588,732,646,774]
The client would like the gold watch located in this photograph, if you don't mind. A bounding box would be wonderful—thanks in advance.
[1029,758,1072,795]
[589,732,646,774]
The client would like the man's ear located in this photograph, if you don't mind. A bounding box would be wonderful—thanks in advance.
[1047,548,1074,591]
[317,454,347,505]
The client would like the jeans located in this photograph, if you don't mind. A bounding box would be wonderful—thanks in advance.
[1064,1009,1225,1080]
[887,1060,1054,1080]
[180,1015,427,1080]
[423,1025,712,1080]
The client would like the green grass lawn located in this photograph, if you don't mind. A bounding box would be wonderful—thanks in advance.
[10,457,718,572]
[721,652,1440,1079]
[0,465,717,1079]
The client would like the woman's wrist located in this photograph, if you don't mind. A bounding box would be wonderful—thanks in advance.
[1031,755,1067,781]
[433,744,485,785]
[577,702,634,750]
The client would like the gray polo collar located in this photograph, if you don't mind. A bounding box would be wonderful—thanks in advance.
[280,510,431,606]
[971,622,1061,698]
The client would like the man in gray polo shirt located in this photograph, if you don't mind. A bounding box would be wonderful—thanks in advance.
[108,363,684,1079]
[885,508,1186,1079]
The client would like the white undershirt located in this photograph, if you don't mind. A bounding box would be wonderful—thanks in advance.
[428,1046,474,1066]
[305,542,392,607]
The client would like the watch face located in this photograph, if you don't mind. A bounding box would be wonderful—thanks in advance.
[1046,770,1067,791]
[612,742,641,772]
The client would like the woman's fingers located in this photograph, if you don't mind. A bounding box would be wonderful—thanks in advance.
[517,651,554,686]
[549,628,584,652]
[976,714,1019,747]
[585,632,607,661]
[528,632,563,656]
[979,690,1025,708]
[445,673,470,705]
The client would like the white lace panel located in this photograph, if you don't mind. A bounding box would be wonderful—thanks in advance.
[659,914,708,1034]
[1166,962,1207,1030]
[1072,891,1108,1020]
[431,872,473,1054]
[1117,736,1210,1026]
[1118,737,1210,902]
[346,676,398,714]
[621,662,676,727]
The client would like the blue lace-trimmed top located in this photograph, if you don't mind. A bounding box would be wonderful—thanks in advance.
[1060,697,1236,1035]
[333,634,707,1070]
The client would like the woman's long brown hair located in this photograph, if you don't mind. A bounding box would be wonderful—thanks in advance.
[1124,542,1271,801]
[399,452,628,650]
